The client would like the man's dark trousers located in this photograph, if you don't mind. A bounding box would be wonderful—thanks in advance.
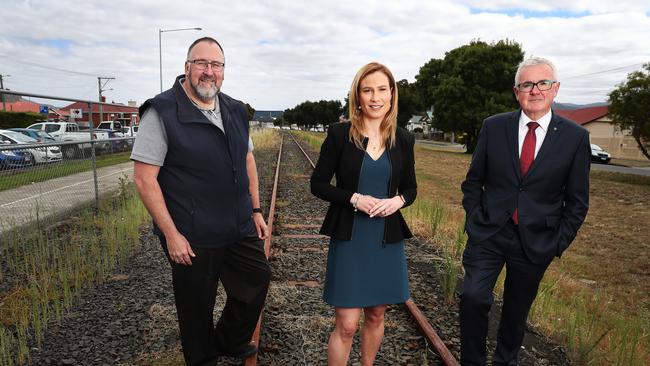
[160,234,271,366]
[460,220,551,366]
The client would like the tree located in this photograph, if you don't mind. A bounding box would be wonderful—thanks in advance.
[245,103,255,121]
[397,79,423,128]
[342,95,349,119]
[282,100,342,130]
[415,40,524,153]
[608,63,650,160]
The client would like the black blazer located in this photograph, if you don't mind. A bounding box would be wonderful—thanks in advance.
[310,122,417,244]
[461,110,591,264]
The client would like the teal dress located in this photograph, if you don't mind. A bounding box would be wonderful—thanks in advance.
[323,150,410,307]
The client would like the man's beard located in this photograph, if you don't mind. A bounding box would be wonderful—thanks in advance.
[189,70,219,102]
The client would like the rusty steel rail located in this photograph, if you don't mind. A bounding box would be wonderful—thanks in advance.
[247,131,458,365]
[405,299,459,365]
[286,131,316,169]
[245,135,283,366]
[289,131,459,365]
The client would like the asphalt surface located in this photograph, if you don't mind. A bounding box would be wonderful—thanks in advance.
[0,162,134,235]
[590,162,650,176]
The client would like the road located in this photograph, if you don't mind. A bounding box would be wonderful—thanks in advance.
[0,162,134,235]
[590,163,650,176]
[416,139,650,177]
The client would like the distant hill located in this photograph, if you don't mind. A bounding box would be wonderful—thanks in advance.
[553,102,608,110]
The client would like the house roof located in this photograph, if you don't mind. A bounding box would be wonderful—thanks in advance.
[554,105,608,126]
[61,101,138,114]
[3,100,41,113]
[408,115,423,123]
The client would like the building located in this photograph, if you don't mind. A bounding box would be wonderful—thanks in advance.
[59,99,139,127]
[555,105,646,161]
[1,96,68,119]
[406,114,430,134]
[252,110,283,123]
[250,110,283,128]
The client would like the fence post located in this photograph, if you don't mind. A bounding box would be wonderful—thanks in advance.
[88,101,100,211]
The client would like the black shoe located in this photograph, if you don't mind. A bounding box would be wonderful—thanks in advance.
[216,343,258,359]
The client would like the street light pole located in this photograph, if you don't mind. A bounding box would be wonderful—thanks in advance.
[159,27,202,93]
[97,76,115,125]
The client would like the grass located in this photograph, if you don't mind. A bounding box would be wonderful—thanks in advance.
[409,143,650,365]
[0,152,131,192]
[0,176,149,365]
[610,158,650,168]
[292,130,325,152]
[296,132,650,365]
[251,128,280,150]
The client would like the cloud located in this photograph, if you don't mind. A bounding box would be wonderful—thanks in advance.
[0,0,648,110]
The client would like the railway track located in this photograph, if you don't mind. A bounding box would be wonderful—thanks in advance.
[245,132,458,365]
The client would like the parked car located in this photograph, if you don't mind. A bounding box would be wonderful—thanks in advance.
[590,144,611,164]
[93,128,126,152]
[9,128,57,143]
[0,129,62,164]
[0,150,32,170]
[27,122,110,159]
[122,125,139,137]
[97,121,125,137]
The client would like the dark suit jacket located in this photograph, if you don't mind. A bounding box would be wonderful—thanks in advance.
[310,122,417,244]
[461,110,590,264]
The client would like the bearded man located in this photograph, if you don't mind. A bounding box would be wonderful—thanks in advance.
[131,37,270,365]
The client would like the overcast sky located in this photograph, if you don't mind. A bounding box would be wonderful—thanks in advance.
[1,0,648,110]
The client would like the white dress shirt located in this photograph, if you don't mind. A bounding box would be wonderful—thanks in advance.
[518,110,552,158]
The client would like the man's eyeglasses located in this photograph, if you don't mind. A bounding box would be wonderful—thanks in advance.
[516,80,556,92]
[187,59,225,71]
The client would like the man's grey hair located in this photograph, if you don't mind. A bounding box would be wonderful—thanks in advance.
[514,57,558,86]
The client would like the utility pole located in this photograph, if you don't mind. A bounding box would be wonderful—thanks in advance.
[97,76,115,126]
[0,74,9,111]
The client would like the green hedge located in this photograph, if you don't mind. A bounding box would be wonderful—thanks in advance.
[0,111,44,129]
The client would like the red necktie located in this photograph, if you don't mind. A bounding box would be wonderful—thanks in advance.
[513,121,539,224]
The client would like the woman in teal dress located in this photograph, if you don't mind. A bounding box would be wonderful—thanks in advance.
[311,62,417,365]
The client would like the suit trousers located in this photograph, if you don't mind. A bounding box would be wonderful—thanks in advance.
[159,234,271,366]
[459,221,551,366]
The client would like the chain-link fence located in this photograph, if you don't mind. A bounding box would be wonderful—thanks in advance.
[0,89,137,235]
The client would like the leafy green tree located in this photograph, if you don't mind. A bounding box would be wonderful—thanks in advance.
[608,63,650,160]
[245,103,255,121]
[283,100,342,130]
[342,95,349,119]
[397,79,423,128]
[415,40,523,153]
[0,111,44,129]
[415,58,443,110]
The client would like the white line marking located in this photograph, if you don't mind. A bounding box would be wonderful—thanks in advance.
[0,167,133,208]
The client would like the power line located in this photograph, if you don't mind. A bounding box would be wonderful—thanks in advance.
[564,63,644,79]
[0,54,112,78]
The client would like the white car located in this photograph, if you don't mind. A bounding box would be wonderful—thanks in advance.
[122,125,139,137]
[0,129,63,164]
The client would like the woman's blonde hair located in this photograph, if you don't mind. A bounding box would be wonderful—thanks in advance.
[348,62,399,150]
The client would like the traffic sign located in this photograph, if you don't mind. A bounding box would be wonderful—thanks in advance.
[70,109,83,118]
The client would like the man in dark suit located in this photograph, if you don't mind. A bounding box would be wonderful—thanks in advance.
[460,57,591,365]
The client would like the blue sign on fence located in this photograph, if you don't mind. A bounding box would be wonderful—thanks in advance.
[39,105,48,114]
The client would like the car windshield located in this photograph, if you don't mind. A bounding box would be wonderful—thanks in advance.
[37,131,54,140]
[44,124,59,133]
[2,131,38,143]
[591,144,603,151]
